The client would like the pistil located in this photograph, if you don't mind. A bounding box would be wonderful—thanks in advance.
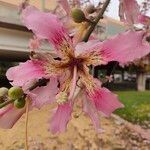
[68,66,78,100]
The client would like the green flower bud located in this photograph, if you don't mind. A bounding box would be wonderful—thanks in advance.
[14,98,26,109]
[0,87,8,103]
[8,87,24,100]
[0,87,8,97]
[86,4,95,14]
[71,8,86,23]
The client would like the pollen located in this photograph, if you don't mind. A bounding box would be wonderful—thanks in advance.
[56,91,68,105]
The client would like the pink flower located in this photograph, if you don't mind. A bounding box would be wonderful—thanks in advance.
[119,0,140,25]
[4,6,150,133]
[57,0,70,16]
[119,0,150,27]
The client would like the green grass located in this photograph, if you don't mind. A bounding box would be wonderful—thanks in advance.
[114,91,150,128]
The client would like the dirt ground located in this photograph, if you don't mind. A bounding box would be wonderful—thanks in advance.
[0,106,150,150]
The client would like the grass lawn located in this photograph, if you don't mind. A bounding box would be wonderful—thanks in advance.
[114,91,150,128]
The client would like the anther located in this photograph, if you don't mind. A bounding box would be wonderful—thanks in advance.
[56,92,68,105]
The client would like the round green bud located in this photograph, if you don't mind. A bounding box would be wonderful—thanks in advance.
[8,87,24,100]
[0,87,8,97]
[14,98,26,109]
[86,4,95,14]
[71,8,86,23]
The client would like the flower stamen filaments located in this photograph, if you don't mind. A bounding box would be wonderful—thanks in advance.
[59,41,74,58]
[77,47,107,66]
[44,60,68,76]
[79,70,96,93]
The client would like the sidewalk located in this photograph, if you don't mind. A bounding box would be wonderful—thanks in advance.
[0,106,149,150]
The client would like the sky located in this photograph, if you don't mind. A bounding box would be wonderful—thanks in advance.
[93,0,149,20]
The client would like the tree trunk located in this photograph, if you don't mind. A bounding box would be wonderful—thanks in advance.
[137,73,146,91]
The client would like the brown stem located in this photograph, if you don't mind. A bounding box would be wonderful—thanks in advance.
[83,0,111,42]
[28,78,49,91]
[0,99,15,109]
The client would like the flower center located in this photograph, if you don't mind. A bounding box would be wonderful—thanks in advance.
[68,57,84,69]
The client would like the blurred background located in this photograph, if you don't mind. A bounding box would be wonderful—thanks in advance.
[0,0,150,149]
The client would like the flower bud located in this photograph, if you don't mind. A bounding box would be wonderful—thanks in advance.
[0,87,8,103]
[14,98,26,109]
[8,87,24,100]
[86,4,95,14]
[71,8,86,23]
[0,87,8,97]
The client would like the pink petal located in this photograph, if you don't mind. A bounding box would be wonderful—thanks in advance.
[88,87,124,117]
[50,102,72,134]
[28,78,58,109]
[82,93,102,132]
[22,6,73,56]
[75,40,99,56]
[101,31,150,65]
[76,31,150,66]
[75,40,108,66]
[6,60,46,86]
[119,0,140,24]
[0,105,25,129]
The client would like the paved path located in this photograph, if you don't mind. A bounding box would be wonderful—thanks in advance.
[0,106,149,150]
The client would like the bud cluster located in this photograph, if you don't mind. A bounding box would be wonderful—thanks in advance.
[71,4,98,24]
[0,87,8,103]
[0,86,26,109]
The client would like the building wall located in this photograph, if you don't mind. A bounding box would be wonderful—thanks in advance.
[0,0,57,10]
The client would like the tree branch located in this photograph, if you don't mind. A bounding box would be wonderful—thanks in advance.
[83,0,111,42]
[0,99,15,109]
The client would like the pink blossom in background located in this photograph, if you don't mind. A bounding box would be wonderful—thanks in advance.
[119,0,150,27]
[58,0,71,16]
[1,5,150,134]
[119,0,140,25]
